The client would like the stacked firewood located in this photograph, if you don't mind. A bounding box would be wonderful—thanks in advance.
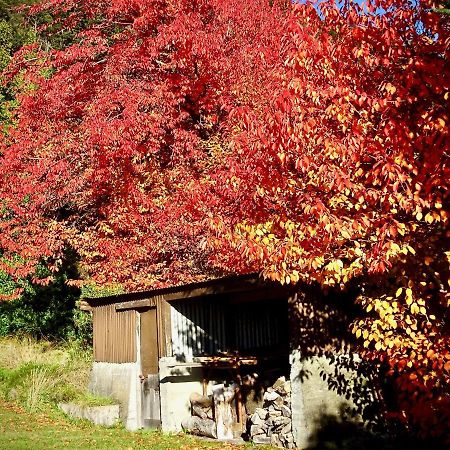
[248,377,295,448]
[181,392,217,438]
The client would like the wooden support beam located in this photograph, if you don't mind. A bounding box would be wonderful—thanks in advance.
[115,298,157,311]
[78,300,92,312]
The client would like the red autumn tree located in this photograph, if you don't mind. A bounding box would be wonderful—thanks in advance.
[0,0,286,291]
[204,0,449,441]
[1,0,449,441]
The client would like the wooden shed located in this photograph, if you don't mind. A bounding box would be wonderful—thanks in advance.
[83,275,376,449]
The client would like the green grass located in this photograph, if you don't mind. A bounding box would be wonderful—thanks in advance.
[0,337,112,410]
[0,399,250,450]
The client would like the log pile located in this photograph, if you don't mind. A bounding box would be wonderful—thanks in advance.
[182,386,237,440]
[248,377,295,448]
[181,392,216,438]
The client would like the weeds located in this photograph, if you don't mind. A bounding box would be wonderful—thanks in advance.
[26,366,55,411]
[0,336,105,411]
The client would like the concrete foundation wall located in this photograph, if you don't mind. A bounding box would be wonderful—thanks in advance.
[290,351,365,449]
[288,289,378,450]
[159,357,220,432]
[89,361,141,430]
[58,402,120,427]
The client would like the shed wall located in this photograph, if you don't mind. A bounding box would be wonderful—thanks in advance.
[93,304,137,362]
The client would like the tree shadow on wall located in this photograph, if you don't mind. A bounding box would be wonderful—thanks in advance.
[289,285,385,428]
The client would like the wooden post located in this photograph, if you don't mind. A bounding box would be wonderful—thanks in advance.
[235,387,246,431]
[213,384,236,440]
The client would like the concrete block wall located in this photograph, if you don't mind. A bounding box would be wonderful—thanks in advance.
[288,289,378,449]
[89,361,142,430]
[290,351,365,449]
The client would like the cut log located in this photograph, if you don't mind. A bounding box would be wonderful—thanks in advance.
[213,384,235,440]
[192,403,213,420]
[253,435,271,444]
[190,392,214,420]
[181,416,217,438]
[189,392,213,408]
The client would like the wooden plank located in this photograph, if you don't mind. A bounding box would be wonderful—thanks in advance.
[160,282,262,303]
[228,286,291,304]
[140,309,159,375]
[115,298,157,311]
[156,296,172,357]
[141,374,161,429]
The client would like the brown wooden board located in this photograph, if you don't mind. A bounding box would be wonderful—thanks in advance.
[156,296,172,357]
[84,274,265,307]
[115,298,157,310]
[141,373,161,429]
[140,308,159,375]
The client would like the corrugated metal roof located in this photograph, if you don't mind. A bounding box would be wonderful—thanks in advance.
[83,274,271,306]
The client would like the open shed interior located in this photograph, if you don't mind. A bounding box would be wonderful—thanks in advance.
[171,295,288,356]
[162,293,292,444]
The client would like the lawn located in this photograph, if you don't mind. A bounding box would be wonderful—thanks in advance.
[0,399,251,450]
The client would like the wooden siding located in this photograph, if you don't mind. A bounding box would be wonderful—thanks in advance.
[93,304,137,363]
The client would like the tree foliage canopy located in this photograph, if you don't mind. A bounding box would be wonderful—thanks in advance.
[0,0,449,442]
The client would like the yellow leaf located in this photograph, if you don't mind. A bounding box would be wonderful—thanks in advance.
[341,229,351,239]
[425,213,434,224]
[416,211,423,221]
[395,288,403,298]
[356,329,362,338]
